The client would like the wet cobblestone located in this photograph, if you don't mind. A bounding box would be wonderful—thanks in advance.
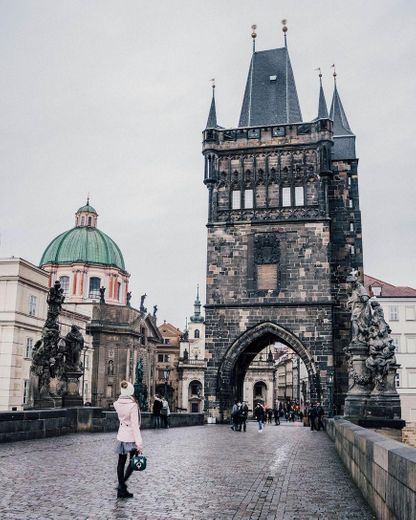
[0,422,374,519]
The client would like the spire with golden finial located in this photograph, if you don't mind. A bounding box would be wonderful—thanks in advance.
[282,19,288,47]
[251,24,257,53]
[315,67,328,119]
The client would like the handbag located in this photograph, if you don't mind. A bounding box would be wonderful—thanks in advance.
[130,453,147,471]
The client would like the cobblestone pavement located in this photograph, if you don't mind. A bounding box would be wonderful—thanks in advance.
[0,422,374,520]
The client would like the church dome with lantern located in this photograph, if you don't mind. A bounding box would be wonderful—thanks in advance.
[40,201,130,305]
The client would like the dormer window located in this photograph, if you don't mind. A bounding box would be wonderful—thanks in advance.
[372,286,381,297]
[269,75,277,81]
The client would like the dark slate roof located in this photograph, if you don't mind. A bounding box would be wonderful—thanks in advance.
[317,80,329,119]
[332,136,356,160]
[206,91,218,129]
[238,48,302,127]
[329,83,356,160]
[329,84,353,136]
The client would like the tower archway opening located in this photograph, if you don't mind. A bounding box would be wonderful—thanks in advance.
[217,322,318,420]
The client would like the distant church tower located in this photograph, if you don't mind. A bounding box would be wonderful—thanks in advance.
[202,23,363,419]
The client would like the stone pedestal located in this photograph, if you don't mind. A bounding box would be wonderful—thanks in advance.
[344,341,370,417]
[32,374,63,409]
[62,370,83,408]
[366,363,401,419]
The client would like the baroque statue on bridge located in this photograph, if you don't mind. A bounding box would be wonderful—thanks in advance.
[344,270,400,419]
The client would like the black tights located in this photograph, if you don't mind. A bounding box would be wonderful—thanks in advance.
[117,450,137,488]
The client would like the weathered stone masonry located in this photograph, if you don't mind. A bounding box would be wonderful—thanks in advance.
[202,39,363,418]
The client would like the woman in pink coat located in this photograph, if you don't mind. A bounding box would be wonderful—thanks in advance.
[113,380,143,498]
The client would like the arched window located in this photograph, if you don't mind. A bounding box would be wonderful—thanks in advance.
[88,216,92,226]
[115,281,121,301]
[81,216,85,226]
[59,276,70,295]
[89,277,101,299]
[107,360,114,375]
[194,329,200,339]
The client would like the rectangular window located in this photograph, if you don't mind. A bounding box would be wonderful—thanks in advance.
[395,372,400,388]
[408,370,416,387]
[89,277,101,299]
[59,276,70,295]
[405,306,416,321]
[348,176,352,186]
[164,354,170,362]
[158,354,164,362]
[23,380,30,404]
[389,306,399,321]
[372,286,381,296]
[294,186,304,206]
[29,295,37,316]
[406,336,416,354]
[244,189,254,209]
[350,245,355,256]
[232,190,241,210]
[349,222,354,232]
[282,187,291,207]
[391,334,401,352]
[349,199,353,208]
[25,338,33,358]
[256,264,278,291]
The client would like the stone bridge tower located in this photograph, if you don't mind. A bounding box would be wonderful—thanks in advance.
[202,24,363,420]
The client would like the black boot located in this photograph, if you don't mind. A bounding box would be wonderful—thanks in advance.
[117,484,133,499]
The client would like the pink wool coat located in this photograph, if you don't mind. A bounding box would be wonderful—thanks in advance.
[113,396,143,450]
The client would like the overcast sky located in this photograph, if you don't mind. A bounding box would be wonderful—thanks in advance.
[0,0,415,327]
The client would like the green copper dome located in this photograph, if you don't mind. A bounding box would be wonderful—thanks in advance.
[40,227,126,271]
[77,203,97,213]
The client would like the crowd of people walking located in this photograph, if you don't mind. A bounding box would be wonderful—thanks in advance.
[230,399,326,432]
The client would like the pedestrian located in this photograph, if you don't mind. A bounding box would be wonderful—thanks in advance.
[113,380,143,499]
[254,402,265,432]
[152,394,163,428]
[316,402,325,431]
[273,405,280,425]
[267,408,273,424]
[231,400,241,431]
[309,402,317,431]
[240,401,249,432]
[161,397,170,428]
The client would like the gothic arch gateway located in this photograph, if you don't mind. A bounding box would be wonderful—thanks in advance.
[216,322,318,418]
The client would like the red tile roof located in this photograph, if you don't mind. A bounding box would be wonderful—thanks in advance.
[364,274,416,297]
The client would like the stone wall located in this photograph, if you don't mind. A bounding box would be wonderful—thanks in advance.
[0,408,204,443]
[326,417,416,520]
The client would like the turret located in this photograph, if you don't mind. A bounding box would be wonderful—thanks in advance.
[329,67,356,160]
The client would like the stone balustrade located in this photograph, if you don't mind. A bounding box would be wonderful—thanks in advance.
[326,417,416,520]
[0,408,204,443]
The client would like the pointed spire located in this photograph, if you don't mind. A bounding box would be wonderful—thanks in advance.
[316,68,328,119]
[205,79,217,129]
[329,65,353,135]
[239,20,302,127]
[190,284,204,323]
[251,24,257,53]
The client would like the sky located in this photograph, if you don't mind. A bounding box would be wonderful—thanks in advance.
[0,0,415,327]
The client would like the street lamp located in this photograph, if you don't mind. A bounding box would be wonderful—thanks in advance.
[163,366,171,402]
[327,371,334,418]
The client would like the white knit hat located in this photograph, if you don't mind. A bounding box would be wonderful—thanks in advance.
[120,381,135,396]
